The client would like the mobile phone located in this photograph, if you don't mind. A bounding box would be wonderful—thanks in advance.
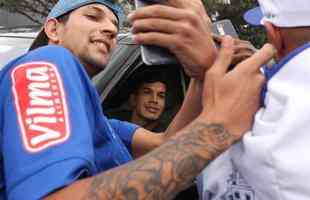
[134,0,239,66]
[134,0,177,66]
[211,19,239,39]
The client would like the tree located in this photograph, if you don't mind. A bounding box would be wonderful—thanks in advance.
[0,0,56,24]
[203,0,266,47]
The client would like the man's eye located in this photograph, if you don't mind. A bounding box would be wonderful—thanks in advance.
[86,15,97,20]
[143,90,151,94]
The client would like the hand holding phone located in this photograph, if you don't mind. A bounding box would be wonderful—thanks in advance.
[134,0,178,66]
[132,0,240,77]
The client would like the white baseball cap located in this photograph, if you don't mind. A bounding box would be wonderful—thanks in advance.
[244,0,310,27]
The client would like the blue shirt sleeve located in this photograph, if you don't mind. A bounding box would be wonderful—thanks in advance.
[108,119,140,154]
[1,45,97,200]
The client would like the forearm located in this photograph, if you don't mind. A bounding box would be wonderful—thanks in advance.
[164,79,204,138]
[46,119,233,200]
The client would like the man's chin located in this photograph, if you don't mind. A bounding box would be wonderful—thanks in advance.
[92,56,109,69]
[144,115,160,121]
[87,57,109,68]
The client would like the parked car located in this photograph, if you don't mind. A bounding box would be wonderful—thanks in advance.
[0,26,38,68]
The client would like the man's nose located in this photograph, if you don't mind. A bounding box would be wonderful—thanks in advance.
[100,21,118,39]
[151,94,159,103]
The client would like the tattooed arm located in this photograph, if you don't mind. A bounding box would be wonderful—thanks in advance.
[46,121,233,200]
[45,37,275,200]
[85,121,232,200]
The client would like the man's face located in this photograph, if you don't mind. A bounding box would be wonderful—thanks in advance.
[132,81,167,121]
[55,4,118,75]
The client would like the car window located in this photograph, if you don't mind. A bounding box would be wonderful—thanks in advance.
[103,64,187,131]
[95,34,189,131]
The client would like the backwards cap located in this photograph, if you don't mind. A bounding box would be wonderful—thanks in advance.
[244,0,310,27]
[29,0,124,51]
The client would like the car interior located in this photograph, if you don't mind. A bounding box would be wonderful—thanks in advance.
[95,34,189,132]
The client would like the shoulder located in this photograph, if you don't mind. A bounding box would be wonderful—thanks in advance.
[6,45,84,80]
[30,45,73,55]
[26,45,77,62]
[3,45,78,71]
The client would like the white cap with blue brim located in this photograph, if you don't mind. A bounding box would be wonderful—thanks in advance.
[244,0,310,28]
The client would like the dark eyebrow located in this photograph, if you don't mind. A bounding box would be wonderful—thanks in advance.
[88,5,119,28]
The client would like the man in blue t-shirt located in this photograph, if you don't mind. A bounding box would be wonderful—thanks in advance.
[0,0,275,199]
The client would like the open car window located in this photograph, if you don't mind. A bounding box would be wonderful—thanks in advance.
[94,34,189,131]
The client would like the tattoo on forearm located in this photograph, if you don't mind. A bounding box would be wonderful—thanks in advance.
[83,121,233,200]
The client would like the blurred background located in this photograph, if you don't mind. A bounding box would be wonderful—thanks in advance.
[0,0,266,47]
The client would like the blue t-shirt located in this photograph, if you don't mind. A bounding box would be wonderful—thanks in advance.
[0,45,139,200]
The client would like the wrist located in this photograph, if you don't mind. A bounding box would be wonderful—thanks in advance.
[197,112,234,141]
[188,119,235,159]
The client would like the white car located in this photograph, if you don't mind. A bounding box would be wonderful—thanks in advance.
[0,26,38,68]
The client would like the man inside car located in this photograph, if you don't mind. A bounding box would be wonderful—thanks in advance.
[0,0,275,199]
[129,70,167,132]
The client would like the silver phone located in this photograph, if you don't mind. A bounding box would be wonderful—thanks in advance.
[211,19,239,39]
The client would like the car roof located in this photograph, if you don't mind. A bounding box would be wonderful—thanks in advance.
[0,26,39,68]
[0,25,39,38]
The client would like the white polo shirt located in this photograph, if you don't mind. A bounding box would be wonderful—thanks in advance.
[198,43,310,200]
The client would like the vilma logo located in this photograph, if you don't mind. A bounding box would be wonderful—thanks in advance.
[11,62,70,153]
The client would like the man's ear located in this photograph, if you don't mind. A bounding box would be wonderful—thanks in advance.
[264,22,284,59]
[44,18,62,45]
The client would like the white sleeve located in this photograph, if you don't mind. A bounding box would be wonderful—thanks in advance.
[199,49,310,200]
[199,84,310,200]
[231,84,310,200]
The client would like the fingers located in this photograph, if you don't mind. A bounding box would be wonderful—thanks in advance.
[132,32,177,50]
[212,34,223,43]
[236,44,277,73]
[131,18,181,35]
[167,0,207,11]
[208,36,234,75]
[128,5,187,22]
[234,42,257,54]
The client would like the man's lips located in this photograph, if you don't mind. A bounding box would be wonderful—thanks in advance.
[145,106,160,114]
[91,38,110,53]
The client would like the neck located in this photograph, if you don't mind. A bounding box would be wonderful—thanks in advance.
[83,63,102,78]
[131,114,159,131]
[279,28,310,60]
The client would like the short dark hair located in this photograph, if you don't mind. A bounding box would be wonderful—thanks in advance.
[132,69,168,94]
[57,13,70,24]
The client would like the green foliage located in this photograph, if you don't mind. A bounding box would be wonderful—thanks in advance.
[203,0,266,48]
